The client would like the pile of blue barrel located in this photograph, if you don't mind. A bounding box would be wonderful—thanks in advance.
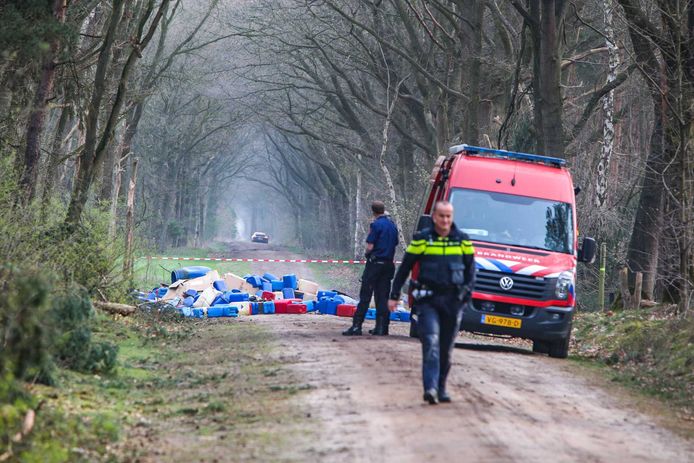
[135,266,410,321]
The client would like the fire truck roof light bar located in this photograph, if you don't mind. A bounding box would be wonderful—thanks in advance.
[448,144,566,167]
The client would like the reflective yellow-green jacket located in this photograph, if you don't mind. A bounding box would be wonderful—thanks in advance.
[390,225,475,300]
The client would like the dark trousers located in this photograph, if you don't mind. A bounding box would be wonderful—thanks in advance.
[416,291,463,393]
[353,261,395,325]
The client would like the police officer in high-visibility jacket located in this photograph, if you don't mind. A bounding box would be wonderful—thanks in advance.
[388,200,475,404]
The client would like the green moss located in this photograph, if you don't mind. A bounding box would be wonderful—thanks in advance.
[573,309,694,409]
[18,441,69,463]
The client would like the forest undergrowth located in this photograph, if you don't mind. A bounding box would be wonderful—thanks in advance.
[572,306,694,420]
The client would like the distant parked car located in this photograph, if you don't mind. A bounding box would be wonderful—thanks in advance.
[251,232,269,243]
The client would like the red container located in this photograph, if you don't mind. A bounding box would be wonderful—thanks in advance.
[274,300,289,314]
[261,291,276,300]
[336,304,357,317]
[286,303,307,314]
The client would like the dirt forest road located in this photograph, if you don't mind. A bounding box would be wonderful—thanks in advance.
[217,242,694,462]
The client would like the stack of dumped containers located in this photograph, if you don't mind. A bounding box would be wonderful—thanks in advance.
[136,266,410,322]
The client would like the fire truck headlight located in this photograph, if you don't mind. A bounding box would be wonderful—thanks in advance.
[555,272,573,300]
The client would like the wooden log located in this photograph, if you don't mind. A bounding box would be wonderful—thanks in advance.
[619,267,631,309]
[633,271,643,309]
[93,301,136,316]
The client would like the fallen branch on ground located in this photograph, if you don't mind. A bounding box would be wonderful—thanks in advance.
[93,301,136,316]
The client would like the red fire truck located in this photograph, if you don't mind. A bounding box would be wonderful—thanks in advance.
[411,144,596,358]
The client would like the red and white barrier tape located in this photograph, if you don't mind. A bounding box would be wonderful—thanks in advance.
[141,256,378,264]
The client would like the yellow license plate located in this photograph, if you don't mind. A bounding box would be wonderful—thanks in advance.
[481,314,522,329]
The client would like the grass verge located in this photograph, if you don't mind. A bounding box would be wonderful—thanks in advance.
[572,306,694,421]
[18,308,309,462]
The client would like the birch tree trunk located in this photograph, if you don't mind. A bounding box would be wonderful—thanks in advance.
[379,79,407,252]
[596,0,619,209]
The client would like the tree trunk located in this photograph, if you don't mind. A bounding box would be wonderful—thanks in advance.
[40,101,72,210]
[528,1,545,154]
[460,0,483,144]
[0,61,16,120]
[596,0,619,209]
[66,0,170,228]
[158,159,177,250]
[675,4,693,312]
[123,157,139,284]
[625,106,664,301]
[379,81,407,252]
[619,0,668,300]
[513,1,567,156]
[65,117,86,195]
[109,102,144,236]
[20,62,57,204]
[97,125,122,203]
[538,0,565,157]
[683,117,694,313]
[353,162,362,259]
[65,0,125,226]
[396,137,412,194]
[19,0,68,205]
[202,189,208,246]
[108,152,126,238]
[194,182,204,248]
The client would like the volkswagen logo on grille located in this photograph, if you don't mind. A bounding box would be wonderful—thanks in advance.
[499,276,514,290]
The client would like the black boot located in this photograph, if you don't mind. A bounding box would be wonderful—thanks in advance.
[438,389,451,403]
[342,323,362,336]
[369,315,388,335]
[368,316,381,335]
[423,388,439,405]
[439,377,451,402]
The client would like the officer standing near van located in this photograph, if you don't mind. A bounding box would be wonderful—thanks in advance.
[343,200,399,336]
[388,200,475,404]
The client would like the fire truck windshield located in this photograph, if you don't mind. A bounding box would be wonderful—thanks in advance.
[449,188,574,254]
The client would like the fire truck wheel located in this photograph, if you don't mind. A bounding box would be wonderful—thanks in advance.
[532,340,550,354]
[548,335,570,359]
